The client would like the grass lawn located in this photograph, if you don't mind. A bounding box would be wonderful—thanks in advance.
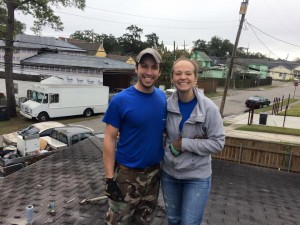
[205,91,224,98]
[278,103,300,117]
[254,99,298,114]
[0,110,102,135]
[236,124,300,136]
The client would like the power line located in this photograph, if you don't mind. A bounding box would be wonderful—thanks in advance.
[85,6,238,23]
[247,22,300,48]
[247,21,295,70]
[54,11,238,30]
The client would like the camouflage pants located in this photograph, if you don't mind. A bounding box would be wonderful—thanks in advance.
[105,165,160,225]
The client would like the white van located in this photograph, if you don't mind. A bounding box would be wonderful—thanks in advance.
[20,83,109,121]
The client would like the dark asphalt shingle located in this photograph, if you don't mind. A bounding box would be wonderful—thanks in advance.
[0,137,166,225]
[0,137,299,225]
[21,53,135,70]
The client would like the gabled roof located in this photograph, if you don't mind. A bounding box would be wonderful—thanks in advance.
[226,58,300,70]
[106,54,134,63]
[191,51,212,62]
[0,34,86,52]
[21,53,135,70]
[59,37,101,55]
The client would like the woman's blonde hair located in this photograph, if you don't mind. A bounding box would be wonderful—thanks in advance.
[171,56,199,78]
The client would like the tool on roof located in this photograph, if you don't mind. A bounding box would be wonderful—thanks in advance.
[80,196,108,205]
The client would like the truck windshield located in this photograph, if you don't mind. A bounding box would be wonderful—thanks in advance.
[29,91,48,104]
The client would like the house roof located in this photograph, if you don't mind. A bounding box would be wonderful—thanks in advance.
[59,37,101,55]
[191,51,212,62]
[227,58,300,70]
[0,137,167,225]
[209,56,227,66]
[267,61,300,70]
[106,54,134,63]
[21,53,135,70]
[1,137,299,224]
[0,34,86,52]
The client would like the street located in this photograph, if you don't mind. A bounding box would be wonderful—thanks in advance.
[212,80,299,117]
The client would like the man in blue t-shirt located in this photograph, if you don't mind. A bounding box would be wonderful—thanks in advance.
[102,48,167,225]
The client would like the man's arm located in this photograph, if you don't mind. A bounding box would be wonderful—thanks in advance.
[103,124,119,179]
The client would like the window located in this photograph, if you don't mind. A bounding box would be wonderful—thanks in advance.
[72,135,79,145]
[81,133,93,141]
[59,134,68,144]
[50,94,59,103]
[43,94,48,104]
[51,130,58,139]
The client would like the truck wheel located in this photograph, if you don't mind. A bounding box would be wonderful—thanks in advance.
[84,108,93,117]
[38,112,49,121]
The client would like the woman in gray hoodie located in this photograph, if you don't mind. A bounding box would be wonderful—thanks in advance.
[161,57,225,225]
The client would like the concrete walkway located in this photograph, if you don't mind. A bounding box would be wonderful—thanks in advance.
[224,113,300,144]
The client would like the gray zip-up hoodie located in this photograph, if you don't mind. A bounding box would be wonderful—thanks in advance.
[161,87,225,179]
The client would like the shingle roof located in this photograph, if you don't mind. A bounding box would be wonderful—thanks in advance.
[106,54,133,63]
[204,160,300,225]
[191,51,212,62]
[59,38,101,55]
[21,53,135,70]
[0,137,167,225]
[0,34,85,52]
[1,137,299,225]
[227,58,300,70]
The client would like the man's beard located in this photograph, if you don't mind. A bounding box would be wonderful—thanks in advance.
[138,76,155,89]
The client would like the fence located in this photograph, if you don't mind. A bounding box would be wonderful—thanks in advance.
[213,136,300,173]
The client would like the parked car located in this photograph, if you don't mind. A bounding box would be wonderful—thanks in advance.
[245,96,271,109]
[2,121,65,146]
[1,125,95,176]
[109,88,125,101]
[39,125,95,150]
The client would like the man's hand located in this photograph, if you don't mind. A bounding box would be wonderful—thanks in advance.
[105,178,124,201]
[169,139,182,157]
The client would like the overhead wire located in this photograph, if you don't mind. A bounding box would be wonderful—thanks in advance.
[246,21,295,70]
[54,11,238,30]
[85,6,238,23]
[246,22,300,48]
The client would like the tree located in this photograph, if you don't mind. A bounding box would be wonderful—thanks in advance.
[119,25,145,54]
[0,5,26,39]
[126,25,143,41]
[294,57,300,63]
[145,32,160,49]
[192,39,207,53]
[95,33,121,54]
[70,29,97,42]
[3,0,85,117]
[207,36,224,57]
[220,39,233,57]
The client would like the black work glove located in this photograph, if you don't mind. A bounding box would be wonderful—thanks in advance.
[105,178,124,201]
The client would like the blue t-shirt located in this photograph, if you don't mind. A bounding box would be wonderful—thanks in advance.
[102,86,167,168]
[178,97,197,132]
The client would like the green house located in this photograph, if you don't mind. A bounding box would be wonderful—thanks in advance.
[190,51,212,68]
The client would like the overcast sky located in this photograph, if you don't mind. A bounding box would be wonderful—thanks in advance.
[15,0,300,60]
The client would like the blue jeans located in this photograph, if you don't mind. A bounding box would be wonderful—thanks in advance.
[161,170,211,225]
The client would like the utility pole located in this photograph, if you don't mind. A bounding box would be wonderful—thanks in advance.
[173,41,176,61]
[220,0,249,117]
